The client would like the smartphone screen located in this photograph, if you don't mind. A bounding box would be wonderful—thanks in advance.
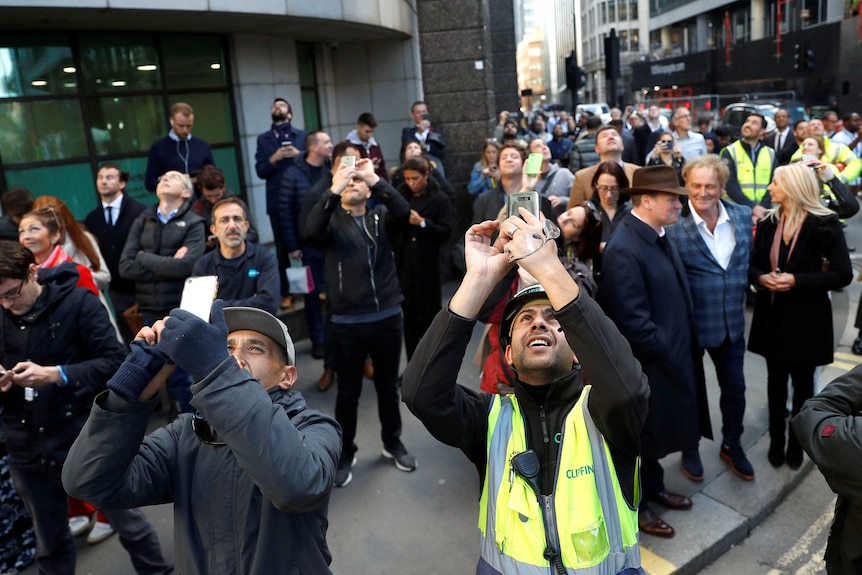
[801,154,817,162]
[281,141,293,148]
[180,276,219,322]
[525,152,544,176]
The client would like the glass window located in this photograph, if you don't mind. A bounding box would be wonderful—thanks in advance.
[5,163,96,219]
[86,95,163,156]
[297,43,321,132]
[631,29,640,52]
[601,3,607,24]
[108,157,152,205]
[631,0,638,19]
[620,0,628,21]
[78,34,160,93]
[170,92,233,144]
[212,147,241,198]
[620,30,629,51]
[0,37,76,98]
[609,0,616,22]
[161,35,226,90]
[0,99,87,164]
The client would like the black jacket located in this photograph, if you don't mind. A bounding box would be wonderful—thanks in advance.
[119,200,206,315]
[84,195,148,296]
[301,180,409,316]
[0,264,126,470]
[402,294,649,504]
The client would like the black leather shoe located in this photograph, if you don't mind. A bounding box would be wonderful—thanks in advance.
[311,341,325,360]
[646,490,692,510]
[853,336,862,356]
[786,436,804,470]
[638,509,675,538]
[680,449,704,482]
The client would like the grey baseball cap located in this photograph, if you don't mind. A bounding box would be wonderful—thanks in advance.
[223,306,295,366]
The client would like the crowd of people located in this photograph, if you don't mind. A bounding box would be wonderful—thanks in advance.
[1,95,862,574]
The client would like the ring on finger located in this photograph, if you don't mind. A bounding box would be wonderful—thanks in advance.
[508,224,518,237]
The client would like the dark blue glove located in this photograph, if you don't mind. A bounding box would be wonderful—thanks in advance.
[107,340,169,402]
[157,300,229,381]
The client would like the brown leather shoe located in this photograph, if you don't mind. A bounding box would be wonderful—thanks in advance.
[317,368,335,392]
[363,358,374,380]
[645,490,692,510]
[638,509,674,538]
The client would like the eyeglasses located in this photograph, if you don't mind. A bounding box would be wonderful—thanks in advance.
[0,279,25,301]
[191,411,225,445]
[659,140,674,145]
[595,185,620,194]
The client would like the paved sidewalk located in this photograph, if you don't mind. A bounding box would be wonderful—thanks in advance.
[640,255,860,575]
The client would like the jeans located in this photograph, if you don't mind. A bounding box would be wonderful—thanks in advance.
[99,508,172,574]
[704,336,747,447]
[330,313,403,458]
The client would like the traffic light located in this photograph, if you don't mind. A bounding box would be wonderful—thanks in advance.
[804,49,815,72]
[565,54,577,89]
[793,43,802,70]
[577,67,587,89]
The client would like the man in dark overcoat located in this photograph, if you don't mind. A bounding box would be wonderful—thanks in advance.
[600,165,713,539]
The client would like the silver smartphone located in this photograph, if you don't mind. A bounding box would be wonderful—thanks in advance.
[801,154,818,163]
[507,191,541,220]
[340,155,356,168]
[179,276,219,322]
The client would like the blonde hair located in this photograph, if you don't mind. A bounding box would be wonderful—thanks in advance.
[766,163,833,224]
[681,153,730,188]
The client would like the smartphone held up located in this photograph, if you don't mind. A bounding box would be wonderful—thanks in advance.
[180,276,219,322]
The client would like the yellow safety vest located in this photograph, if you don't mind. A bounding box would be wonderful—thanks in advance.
[477,388,641,575]
[724,141,774,203]
[790,137,862,183]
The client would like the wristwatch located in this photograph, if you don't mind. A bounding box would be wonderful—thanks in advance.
[420,220,427,229]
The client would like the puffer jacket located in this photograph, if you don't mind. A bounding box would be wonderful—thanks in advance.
[64,360,342,575]
[0,263,125,470]
[119,200,206,315]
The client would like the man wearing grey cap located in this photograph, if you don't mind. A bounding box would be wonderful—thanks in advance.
[62,300,342,574]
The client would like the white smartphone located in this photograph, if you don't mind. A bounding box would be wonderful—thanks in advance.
[801,154,818,163]
[340,155,356,168]
[179,276,219,322]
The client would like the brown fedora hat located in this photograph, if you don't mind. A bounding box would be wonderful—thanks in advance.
[622,165,688,196]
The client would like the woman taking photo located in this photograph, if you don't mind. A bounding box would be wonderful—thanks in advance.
[748,163,852,470]
[467,139,500,198]
[647,132,685,185]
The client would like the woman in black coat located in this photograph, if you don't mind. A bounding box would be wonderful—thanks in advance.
[390,156,453,359]
[748,163,852,470]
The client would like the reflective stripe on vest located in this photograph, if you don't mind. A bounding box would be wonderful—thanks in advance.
[726,141,773,203]
[477,388,641,575]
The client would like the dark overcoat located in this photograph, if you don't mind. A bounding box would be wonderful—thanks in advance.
[748,212,852,366]
[600,212,713,459]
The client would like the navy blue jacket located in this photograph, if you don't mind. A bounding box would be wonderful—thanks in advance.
[145,134,214,192]
[255,123,307,215]
[665,200,752,348]
[192,241,279,315]
[601,213,713,458]
[0,264,126,470]
[278,155,331,253]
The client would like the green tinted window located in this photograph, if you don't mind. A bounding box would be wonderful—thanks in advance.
[171,92,233,144]
[107,157,153,205]
[79,34,160,93]
[87,95,163,156]
[296,43,320,131]
[6,163,96,219]
[161,35,227,90]
[0,99,87,164]
[0,37,76,98]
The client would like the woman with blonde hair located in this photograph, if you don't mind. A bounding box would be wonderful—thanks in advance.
[748,163,852,470]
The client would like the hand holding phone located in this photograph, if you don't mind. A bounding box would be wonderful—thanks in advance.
[179,276,219,322]
[340,155,356,168]
[507,191,541,220]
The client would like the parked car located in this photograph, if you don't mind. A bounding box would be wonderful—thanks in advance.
[721,100,809,139]
[576,102,612,124]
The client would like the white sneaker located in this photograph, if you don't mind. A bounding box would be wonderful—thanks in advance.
[86,521,115,544]
[69,513,96,537]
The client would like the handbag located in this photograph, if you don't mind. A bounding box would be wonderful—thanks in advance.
[286,265,315,294]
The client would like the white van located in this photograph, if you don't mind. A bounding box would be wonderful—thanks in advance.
[575,102,612,124]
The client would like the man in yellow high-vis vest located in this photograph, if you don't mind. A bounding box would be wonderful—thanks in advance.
[721,113,776,223]
[403,207,649,574]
